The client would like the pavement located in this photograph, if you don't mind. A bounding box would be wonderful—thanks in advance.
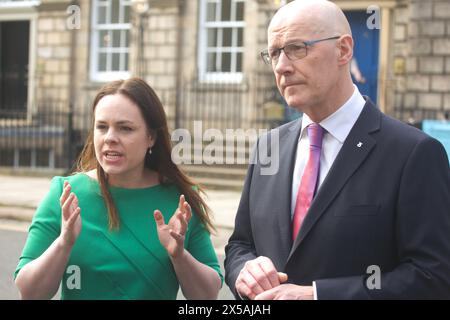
[0,173,241,255]
[0,173,242,300]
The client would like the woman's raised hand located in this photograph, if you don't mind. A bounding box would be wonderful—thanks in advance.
[154,194,192,258]
[59,181,82,248]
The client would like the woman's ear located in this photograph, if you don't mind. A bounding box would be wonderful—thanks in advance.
[337,34,353,66]
[148,129,157,149]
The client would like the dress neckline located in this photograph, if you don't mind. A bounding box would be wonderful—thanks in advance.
[79,172,163,192]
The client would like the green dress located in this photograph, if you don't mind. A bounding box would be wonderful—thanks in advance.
[14,173,223,299]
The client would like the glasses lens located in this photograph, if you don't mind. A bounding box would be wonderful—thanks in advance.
[261,51,271,64]
[285,44,307,60]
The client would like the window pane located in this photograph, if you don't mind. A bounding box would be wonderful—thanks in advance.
[99,53,108,71]
[112,30,121,47]
[123,53,129,71]
[221,0,231,21]
[123,4,130,23]
[123,30,129,47]
[111,0,120,23]
[97,6,107,24]
[93,1,131,77]
[223,28,232,47]
[222,52,231,72]
[235,1,244,21]
[207,28,218,47]
[99,30,110,48]
[237,28,243,47]
[207,52,217,72]
[236,52,242,72]
[206,2,217,22]
[201,1,246,76]
[112,53,121,71]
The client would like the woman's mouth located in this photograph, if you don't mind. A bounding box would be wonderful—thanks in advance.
[103,151,124,163]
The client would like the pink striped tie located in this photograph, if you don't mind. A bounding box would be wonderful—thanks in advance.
[292,123,324,241]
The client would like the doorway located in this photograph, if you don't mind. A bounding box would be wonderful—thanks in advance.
[345,11,380,104]
[0,20,30,114]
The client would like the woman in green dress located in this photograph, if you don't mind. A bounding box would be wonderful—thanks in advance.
[14,78,223,299]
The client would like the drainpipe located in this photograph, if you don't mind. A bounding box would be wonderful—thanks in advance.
[67,0,78,170]
[174,0,185,129]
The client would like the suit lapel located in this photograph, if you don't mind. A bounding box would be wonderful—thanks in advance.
[287,100,381,261]
[271,119,302,265]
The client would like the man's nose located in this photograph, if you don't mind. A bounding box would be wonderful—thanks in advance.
[274,50,293,75]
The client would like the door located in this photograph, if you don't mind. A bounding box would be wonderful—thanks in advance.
[0,20,30,113]
[345,11,379,104]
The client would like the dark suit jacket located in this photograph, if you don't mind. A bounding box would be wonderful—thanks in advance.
[224,99,450,299]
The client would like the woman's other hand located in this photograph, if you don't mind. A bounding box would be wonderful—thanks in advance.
[59,181,82,248]
[154,194,192,258]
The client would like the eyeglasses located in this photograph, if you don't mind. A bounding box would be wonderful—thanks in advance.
[260,36,341,65]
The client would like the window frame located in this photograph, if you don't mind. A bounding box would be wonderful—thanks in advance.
[90,0,131,82]
[198,0,245,83]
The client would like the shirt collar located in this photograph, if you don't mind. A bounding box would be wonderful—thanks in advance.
[300,85,366,143]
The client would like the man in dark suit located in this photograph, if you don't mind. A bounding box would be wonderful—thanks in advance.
[224,0,450,300]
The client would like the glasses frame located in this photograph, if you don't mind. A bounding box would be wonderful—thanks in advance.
[260,36,341,65]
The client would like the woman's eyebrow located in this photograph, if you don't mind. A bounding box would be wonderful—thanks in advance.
[95,120,135,125]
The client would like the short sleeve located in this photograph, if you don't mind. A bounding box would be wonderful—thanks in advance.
[14,176,64,279]
[185,213,224,287]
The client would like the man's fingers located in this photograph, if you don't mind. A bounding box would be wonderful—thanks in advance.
[254,288,276,300]
[236,281,257,300]
[236,257,287,300]
[242,269,266,296]
[278,272,288,283]
[247,262,273,291]
[153,210,165,227]
[258,258,281,288]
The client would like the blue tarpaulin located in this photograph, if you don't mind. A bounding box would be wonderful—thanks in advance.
[422,120,450,164]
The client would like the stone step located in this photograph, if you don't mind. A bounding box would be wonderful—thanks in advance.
[194,177,244,191]
[182,165,247,176]
[182,165,247,190]
[0,205,35,222]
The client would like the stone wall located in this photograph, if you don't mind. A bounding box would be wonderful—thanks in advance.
[140,0,180,126]
[397,0,450,121]
[35,0,72,109]
[32,0,449,127]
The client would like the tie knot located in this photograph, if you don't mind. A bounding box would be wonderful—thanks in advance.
[307,123,324,148]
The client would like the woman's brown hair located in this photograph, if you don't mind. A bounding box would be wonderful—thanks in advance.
[74,78,215,233]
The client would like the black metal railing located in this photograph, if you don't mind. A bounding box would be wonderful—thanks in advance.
[6,78,448,172]
[0,102,91,171]
[174,73,293,132]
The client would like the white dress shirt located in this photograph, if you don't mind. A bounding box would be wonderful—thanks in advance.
[289,85,366,300]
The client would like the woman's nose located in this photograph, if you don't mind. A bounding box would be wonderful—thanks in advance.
[104,128,118,143]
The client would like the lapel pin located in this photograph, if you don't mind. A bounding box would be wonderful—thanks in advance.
[357,142,363,148]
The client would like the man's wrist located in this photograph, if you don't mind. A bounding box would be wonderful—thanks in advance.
[312,281,318,300]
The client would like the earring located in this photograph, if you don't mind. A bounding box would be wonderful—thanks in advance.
[148,148,152,155]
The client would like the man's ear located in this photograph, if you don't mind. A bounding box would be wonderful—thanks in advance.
[337,34,353,66]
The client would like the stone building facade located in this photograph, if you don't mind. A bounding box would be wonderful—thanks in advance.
[0,0,449,171]
[394,0,450,121]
